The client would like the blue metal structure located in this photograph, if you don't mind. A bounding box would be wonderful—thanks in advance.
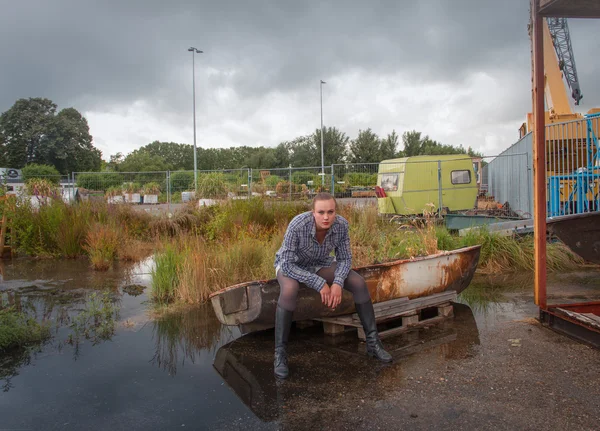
[547,113,600,216]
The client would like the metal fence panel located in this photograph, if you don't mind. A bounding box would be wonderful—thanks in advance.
[331,163,378,198]
[482,151,532,218]
[73,171,169,204]
[170,168,251,202]
[250,166,332,200]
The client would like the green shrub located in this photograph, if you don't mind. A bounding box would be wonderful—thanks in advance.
[170,171,194,192]
[76,173,122,191]
[197,173,228,198]
[22,164,61,185]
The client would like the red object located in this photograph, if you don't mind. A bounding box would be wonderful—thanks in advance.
[374,186,387,198]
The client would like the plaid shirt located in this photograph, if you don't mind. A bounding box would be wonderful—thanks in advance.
[274,211,352,292]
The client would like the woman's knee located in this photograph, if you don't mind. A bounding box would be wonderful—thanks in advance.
[345,271,371,303]
[277,274,300,311]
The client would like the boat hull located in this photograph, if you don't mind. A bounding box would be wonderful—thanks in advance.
[547,211,600,264]
[210,245,481,328]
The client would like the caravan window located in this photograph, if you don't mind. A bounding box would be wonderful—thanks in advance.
[451,170,471,185]
[380,174,398,191]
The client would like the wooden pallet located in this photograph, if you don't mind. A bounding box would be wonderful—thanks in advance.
[313,291,457,340]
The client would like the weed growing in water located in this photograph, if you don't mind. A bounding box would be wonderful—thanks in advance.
[0,303,51,352]
[68,291,119,346]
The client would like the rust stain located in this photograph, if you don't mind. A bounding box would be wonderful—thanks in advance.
[212,245,482,326]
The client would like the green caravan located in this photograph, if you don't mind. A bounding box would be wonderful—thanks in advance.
[376,154,478,215]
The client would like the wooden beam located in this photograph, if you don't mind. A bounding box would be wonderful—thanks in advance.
[540,0,600,18]
[532,0,547,309]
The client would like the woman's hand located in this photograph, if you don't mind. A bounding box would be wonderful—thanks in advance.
[320,283,343,308]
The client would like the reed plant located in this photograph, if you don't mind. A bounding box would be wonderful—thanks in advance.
[151,243,184,303]
[12,198,156,264]
[84,223,120,270]
[53,203,91,258]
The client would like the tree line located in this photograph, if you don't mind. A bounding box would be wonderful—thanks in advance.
[0,97,482,175]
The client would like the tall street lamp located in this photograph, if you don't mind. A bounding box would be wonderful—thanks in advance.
[320,79,326,186]
[188,47,203,194]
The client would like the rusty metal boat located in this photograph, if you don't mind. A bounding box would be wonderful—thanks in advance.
[209,245,481,330]
[546,211,600,264]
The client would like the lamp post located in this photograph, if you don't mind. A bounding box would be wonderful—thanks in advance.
[320,79,326,186]
[188,47,203,194]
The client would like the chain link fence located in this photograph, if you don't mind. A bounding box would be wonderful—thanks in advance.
[248,166,332,201]
[1,152,535,220]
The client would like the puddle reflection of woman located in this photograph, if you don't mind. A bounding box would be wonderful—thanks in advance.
[273,192,392,379]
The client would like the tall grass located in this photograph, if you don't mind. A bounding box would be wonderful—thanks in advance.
[459,227,584,273]
[151,243,183,303]
[11,199,156,266]
[54,203,91,258]
[171,232,282,304]
[84,223,120,270]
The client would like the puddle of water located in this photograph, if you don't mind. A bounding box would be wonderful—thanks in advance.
[1,258,599,429]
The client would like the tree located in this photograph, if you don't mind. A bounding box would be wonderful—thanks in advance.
[348,128,382,163]
[119,151,170,172]
[273,143,290,168]
[106,153,124,171]
[400,130,483,158]
[0,98,56,168]
[380,130,400,160]
[0,98,102,173]
[44,108,101,173]
[401,130,424,157]
[137,141,194,170]
[286,135,318,167]
[248,147,278,169]
[312,127,350,166]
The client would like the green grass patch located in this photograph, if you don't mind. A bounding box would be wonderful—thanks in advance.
[0,307,50,353]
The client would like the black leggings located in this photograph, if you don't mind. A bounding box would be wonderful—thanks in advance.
[276,262,371,312]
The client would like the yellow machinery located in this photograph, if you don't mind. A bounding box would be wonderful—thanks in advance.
[520,18,600,215]
[521,19,600,134]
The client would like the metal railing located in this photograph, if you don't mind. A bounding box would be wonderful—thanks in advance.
[545,114,600,217]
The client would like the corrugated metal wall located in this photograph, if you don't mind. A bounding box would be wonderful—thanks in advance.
[482,133,533,217]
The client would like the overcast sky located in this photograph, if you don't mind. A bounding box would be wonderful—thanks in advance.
[1,0,600,162]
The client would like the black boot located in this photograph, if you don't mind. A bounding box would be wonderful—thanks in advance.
[274,305,293,379]
[355,301,393,363]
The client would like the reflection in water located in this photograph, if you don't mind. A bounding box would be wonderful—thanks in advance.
[151,303,230,376]
[458,273,533,314]
[0,287,123,388]
[67,291,120,349]
[0,345,44,392]
[213,303,480,425]
[0,256,152,392]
